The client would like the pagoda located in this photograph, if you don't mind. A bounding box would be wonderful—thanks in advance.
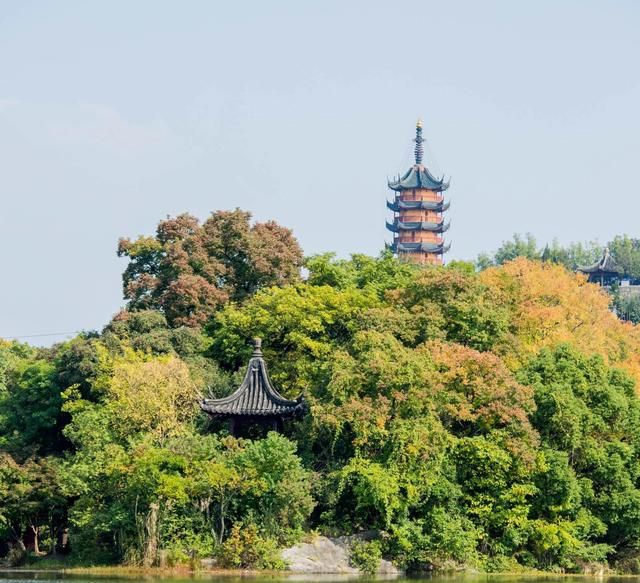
[387,119,450,264]
[200,338,306,436]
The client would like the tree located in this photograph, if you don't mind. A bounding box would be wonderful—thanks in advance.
[118,210,303,327]
[480,258,640,384]
[394,265,511,351]
[0,358,67,457]
[207,283,379,392]
[541,239,602,271]
[0,455,67,556]
[519,344,640,554]
[232,433,315,543]
[477,234,602,273]
[609,235,640,280]
[94,349,199,442]
[477,233,540,269]
[305,251,417,296]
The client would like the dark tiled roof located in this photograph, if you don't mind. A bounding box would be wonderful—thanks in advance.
[200,338,305,418]
[578,248,622,275]
[388,165,450,192]
[386,198,450,212]
[386,219,450,234]
[389,241,451,254]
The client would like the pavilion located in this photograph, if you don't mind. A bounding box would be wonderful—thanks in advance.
[578,248,623,286]
[200,338,306,436]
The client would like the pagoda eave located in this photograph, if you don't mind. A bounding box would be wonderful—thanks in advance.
[391,241,451,254]
[386,199,450,212]
[386,220,450,233]
[387,165,450,192]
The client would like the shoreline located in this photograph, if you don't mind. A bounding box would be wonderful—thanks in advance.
[0,566,635,579]
[0,566,274,578]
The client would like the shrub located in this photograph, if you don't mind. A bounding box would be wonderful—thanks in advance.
[349,539,382,575]
[216,524,285,570]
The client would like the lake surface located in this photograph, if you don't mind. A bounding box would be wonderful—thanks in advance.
[3,572,640,583]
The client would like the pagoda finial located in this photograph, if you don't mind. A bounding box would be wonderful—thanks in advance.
[251,337,263,357]
[414,118,424,165]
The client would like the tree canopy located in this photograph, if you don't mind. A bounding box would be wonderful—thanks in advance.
[118,210,303,327]
[5,212,640,573]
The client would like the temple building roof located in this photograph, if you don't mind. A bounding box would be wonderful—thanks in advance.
[578,248,622,275]
[200,338,305,418]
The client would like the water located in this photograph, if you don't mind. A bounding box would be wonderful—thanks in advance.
[2,572,640,583]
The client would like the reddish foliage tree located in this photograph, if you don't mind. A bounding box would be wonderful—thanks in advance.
[118,209,303,327]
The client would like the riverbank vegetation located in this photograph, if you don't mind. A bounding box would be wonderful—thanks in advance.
[3,210,640,573]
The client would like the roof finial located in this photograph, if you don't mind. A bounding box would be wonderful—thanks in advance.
[414,118,424,165]
[251,337,263,357]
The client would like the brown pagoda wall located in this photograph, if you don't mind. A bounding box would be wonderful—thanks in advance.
[401,209,441,222]
[399,188,442,202]
[399,251,443,265]
[398,232,441,244]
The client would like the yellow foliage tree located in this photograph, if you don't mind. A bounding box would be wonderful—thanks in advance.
[481,258,640,383]
[98,349,198,441]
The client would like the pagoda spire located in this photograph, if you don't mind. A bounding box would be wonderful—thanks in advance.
[414,118,424,165]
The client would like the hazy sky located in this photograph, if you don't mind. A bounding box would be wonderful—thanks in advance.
[1,0,639,344]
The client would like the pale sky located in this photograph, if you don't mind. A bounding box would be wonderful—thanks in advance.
[1,0,639,344]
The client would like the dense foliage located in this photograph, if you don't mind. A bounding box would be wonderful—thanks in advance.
[476,233,603,272]
[118,209,303,327]
[478,233,640,324]
[3,212,640,573]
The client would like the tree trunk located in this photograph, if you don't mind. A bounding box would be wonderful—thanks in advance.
[143,503,159,567]
[31,525,40,555]
[218,499,226,544]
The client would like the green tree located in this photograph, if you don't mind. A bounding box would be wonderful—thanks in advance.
[520,345,640,555]
[609,235,640,280]
[207,283,379,392]
[478,233,540,269]
[0,358,66,457]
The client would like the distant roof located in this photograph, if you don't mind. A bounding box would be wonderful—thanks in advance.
[200,338,305,418]
[577,247,622,275]
[388,165,450,192]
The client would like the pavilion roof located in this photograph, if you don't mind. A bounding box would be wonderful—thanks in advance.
[578,248,622,275]
[200,338,305,418]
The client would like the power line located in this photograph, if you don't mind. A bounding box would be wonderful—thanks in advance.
[1,331,81,340]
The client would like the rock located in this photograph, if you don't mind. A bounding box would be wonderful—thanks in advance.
[281,534,401,575]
